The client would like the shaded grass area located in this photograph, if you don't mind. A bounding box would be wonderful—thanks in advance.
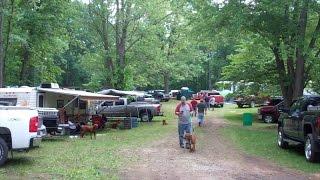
[219,104,320,173]
[0,101,178,179]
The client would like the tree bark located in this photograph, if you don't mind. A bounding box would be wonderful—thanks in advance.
[164,73,170,93]
[102,14,114,88]
[20,43,30,84]
[272,45,293,107]
[293,0,309,99]
[0,1,5,87]
[208,58,212,90]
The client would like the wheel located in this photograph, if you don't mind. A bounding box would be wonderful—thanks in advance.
[249,101,255,108]
[220,104,224,108]
[0,137,8,166]
[263,115,274,123]
[238,104,243,108]
[140,111,153,122]
[278,127,288,149]
[305,134,319,162]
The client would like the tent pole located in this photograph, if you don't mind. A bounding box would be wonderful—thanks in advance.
[63,95,79,109]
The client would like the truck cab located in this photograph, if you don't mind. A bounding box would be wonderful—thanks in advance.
[278,95,320,162]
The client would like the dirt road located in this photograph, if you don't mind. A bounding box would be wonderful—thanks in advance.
[120,112,315,180]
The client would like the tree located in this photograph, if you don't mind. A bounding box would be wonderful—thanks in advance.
[212,0,320,106]
[0,0,5,87]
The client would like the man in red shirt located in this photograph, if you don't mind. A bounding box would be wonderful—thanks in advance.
[175,96,193,148]
[190,98,198,117]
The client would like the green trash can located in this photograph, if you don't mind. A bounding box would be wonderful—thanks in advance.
[243,113,253,126]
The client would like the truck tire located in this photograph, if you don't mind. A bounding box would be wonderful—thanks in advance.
[220,104,224,108]
[305,134,319,162]
[263,115,274,123]
[0,137,8,166]
[277,127,288,149]
[140,111,153,122]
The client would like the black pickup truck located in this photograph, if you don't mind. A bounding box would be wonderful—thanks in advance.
[278,95,320,162]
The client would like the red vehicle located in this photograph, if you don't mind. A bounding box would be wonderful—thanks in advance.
[258,97,284,123]
[196,90,224,107]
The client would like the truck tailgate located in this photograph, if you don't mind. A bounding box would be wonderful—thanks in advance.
[0,109,38,149]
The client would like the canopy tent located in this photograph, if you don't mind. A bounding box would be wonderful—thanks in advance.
[98,89,145,97]
[37,88,119,101]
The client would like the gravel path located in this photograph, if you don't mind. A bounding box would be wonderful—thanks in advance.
[120,112,316,180]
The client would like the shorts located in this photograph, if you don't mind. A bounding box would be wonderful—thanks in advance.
[198,113,205,124]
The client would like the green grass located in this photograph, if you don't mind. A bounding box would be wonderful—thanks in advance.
[0,101,178,179]
[219,104,320,173]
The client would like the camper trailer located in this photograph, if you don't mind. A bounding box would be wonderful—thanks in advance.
[0,84,119,134]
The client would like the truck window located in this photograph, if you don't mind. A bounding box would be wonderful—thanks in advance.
[0,98,17,106]
[290,100,302,114]
[39,95,44,107]
[102,101,113,106]
[115,100,124,105]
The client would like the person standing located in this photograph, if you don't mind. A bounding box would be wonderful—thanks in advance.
[175,96,193,148]
[204,94,210,110]
[190,98,198,117]
[197,99,207,127]
[209,96,215,111]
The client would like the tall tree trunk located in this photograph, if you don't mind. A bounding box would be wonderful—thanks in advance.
[3,0,15,85]
[293,0,309,99]
[20,44,30,84]
[0,1,4,88]
[102,14,114,88]
[208,59,212,90]
[272,46,293,107]
[164,73,170,93]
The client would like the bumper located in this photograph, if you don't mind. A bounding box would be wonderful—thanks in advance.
[30,137,42,148]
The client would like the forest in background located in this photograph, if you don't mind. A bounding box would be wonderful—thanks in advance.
[1,0,320,105]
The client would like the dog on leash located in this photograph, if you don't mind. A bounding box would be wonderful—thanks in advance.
[162,120,168,125]
[184,133,196,152]
[80,124,99,139]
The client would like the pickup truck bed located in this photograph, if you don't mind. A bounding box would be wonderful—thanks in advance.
[97,101,161,122]
[0,106,41,166]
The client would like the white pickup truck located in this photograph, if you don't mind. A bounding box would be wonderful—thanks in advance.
[0,106,41,166]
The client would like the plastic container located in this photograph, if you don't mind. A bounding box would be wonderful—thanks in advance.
[243,113,253,126]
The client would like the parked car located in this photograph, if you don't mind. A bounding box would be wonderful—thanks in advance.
[277,95,320,162]
[196,90,225,107]
[258,97,284,123]
[97,98,162,122]
[147,90,170,102]
[234,95,267,108]
[0,106,42,166]
[169,90,180,98]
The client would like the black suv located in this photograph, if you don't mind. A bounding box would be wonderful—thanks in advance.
[278,95,320,162]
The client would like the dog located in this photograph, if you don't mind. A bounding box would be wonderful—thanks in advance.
[162,120,168,125]
[184,133,196,152]
[80,124,99,139]
[111,120,121,129]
